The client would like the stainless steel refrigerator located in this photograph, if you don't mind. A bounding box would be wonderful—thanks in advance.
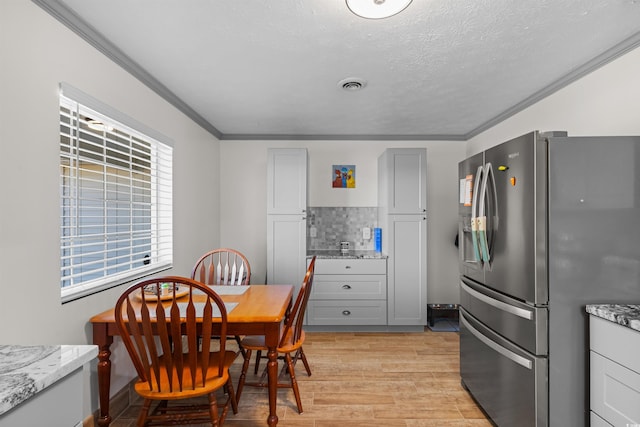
[458,130,640,426]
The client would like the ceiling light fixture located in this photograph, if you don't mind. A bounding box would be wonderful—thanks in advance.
[346,0,413,19]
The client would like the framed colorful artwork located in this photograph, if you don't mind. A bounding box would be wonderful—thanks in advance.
[332,165,356,188]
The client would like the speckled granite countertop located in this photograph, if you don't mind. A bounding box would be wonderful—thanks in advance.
[586,304,640,333]
[0,345,97,415]
[307,250,387,259]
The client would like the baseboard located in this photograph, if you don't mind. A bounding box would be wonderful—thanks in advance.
[83,413,94,427]
[86,380,135,427]
[305,324,426,333]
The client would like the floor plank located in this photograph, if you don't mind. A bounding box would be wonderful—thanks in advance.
[109,329,492,426]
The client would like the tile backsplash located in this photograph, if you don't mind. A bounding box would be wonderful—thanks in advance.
[307,207,378,251]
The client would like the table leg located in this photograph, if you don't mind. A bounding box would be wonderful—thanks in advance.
[267,346,279,427]
[93,323,113,427]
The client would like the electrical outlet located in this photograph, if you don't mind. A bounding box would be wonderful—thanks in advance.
[310,226,317,238]
[362,227,371,240]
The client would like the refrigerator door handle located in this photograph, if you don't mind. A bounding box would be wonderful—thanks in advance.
[461,281,534,320]
[486,162,498,261]
[461,313,533,370]
[471,165,484,263]
[478,162,496,263]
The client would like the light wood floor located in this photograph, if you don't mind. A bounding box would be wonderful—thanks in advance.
[110,329,492,426]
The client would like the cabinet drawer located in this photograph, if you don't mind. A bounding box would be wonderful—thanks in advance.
[311,274,386,300]
[307,300,387,325]
[313,258,386,275]
[590,351,640,426]
[590,316,640,373]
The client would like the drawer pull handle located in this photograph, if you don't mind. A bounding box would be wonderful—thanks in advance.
[345,265,352,269]
[342,284,352,290]
[342,310,351,316]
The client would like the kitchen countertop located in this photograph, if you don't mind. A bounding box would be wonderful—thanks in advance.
[307,250,387,259]
[0,344,97,415]
[586,304,640,333]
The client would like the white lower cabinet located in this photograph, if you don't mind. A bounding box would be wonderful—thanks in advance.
[307,258,387,325]
[385,214,427,325]
[0,367,83,426]
[590,411,612,427]
[307,300,387,325]
[589,315,640,426]
[267,214,306,295]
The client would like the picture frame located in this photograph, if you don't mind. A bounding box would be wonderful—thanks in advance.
[332,165,356,188]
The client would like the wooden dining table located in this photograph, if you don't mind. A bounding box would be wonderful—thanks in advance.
[90,284,294,427]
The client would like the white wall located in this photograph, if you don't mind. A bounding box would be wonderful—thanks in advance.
[220,44,640,307]
[8,0,640,421]
[467,45,640,152]
[220,140,466,303]
[0,0,221,416]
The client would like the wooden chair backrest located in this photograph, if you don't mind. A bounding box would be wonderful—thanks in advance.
[279,256,315,349]
[191,248,251,286]
[114,276,228,393]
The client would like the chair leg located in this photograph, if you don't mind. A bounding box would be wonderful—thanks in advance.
[235,335,246,358]
[285,353,303,414]
[279,358,289,377]
[208,392,221,427]
[236,348,252,404]
[297,347,312,376]
[137,399,152,427]
[254,349,262,374]
[226,376,238,414]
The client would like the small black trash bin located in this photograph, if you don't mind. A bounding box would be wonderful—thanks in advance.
[427,303,459,327]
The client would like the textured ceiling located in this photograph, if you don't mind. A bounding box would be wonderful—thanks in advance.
[35,0,640,140]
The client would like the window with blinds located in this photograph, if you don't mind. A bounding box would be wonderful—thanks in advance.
[59,83,173,302]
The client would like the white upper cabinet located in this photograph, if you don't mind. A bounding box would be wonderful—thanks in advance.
[266,148,307,289]
[266,148,308,214]
[378,148,427,214]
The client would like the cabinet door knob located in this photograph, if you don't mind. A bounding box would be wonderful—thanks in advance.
[342,310,351,316]
[342,284,351,290]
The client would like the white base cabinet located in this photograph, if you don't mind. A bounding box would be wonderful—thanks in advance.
[267,214,306,293]
[0,367,83,426]
[307,258,387,325]
[386,214,427,325]
[590,412,612,427]
[589,315,640,426]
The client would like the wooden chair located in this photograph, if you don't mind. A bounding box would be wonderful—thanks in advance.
[235,256,316,414]
[114,276,238,426]
[191,248,251,356]
[191,248,251,286]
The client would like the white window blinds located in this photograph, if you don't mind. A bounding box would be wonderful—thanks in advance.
[59,83,173,302]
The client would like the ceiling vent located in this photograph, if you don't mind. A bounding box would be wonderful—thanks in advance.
[338,77,367,91]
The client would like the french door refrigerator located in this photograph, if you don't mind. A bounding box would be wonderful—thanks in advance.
[458,130,640,426]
